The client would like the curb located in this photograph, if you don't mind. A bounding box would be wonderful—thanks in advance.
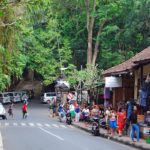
[72,123,150,150]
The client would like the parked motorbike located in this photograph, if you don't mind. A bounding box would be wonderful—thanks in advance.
[59,111,66,122]
[66,111,72,125]
[91,116,100,136]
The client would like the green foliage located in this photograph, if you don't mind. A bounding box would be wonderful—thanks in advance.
[66,64,101,91]
[0,0,149,91]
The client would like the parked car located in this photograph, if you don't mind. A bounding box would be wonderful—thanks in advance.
[41,92,56,104]
[6,92,22,103]
[0,93,11,104]
[6,92,14,102]
[0,103,7,119]
[13,92,21,103]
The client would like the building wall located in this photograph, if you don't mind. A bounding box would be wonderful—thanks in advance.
[113,76,134,108]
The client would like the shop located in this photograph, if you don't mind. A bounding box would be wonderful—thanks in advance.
[103,46,150,138]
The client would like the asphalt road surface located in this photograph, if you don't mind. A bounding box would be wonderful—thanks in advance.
[0,99,137,150]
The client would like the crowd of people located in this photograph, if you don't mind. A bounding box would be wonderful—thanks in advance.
[49,100,140,142]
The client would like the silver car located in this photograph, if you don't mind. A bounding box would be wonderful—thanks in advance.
[0,103,7,119]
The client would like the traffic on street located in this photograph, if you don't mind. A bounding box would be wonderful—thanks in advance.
[0,100,137,150]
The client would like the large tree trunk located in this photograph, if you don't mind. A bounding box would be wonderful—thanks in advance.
[92,20,107,65]
[85,0,96,65]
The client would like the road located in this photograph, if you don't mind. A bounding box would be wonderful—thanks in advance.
[0,99,137,150]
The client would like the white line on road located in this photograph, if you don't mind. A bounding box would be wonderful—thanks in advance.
[52,124,59,128]
[45,124,50,127]
[5,123,9,126]
[39,127,64,141]
[36,123,42,127]
[60,125,67,128]
[13,123,18,126]
[0,132,4,150]
[28,123,34,127]
[21,123,26,126]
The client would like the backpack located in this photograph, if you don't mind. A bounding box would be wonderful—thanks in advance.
[22,105,27,112]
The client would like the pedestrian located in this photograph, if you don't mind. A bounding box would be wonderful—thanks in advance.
[69,103,75,122]
[8,103,14,118]
[49,98,56,118]
[22,103,27,119]
[129,106,140,142]
[82,106,90,127]
[91,105,100,119]
[105,107,111,134]
[75,103,80,122]
[109,109,117,136]
[117,108,126,136]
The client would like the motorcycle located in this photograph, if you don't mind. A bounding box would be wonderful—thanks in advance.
[59,111,66,122]
[91,116,100,136]
[66,111,72,125]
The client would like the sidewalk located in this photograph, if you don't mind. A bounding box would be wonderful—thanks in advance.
[72,121,150,150]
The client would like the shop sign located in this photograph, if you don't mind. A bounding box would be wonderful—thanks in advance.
[105,76,122,88]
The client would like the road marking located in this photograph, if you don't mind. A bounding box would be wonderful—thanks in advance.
[45,124,50,127]
[0,132,4,150]
[21,123,26,126]
[39,127,64,141]
[28,123,34,127]
[13,123,18,126]
[60,125,66,128]
[52,124,59,128]
[36,123,42,127]
[5,123,9,126]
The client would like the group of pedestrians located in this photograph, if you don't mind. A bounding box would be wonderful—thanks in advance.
[49,100,140,142]
[7,101,28,119]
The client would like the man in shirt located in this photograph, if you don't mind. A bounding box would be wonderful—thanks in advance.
[129,106,140,142]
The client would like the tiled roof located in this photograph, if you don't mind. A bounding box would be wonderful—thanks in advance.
[103,46,150,76]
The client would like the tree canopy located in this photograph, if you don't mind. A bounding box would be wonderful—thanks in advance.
[0,0,149,91]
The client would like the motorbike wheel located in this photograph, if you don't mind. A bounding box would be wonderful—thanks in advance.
[92,123,99,136]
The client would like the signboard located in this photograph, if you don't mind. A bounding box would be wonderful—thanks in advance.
[105,76,122,88]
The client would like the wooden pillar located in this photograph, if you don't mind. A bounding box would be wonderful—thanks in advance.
[134,70,138,100]
[123,87,125,101]
[140,65,143,86]
[113,88,116,108]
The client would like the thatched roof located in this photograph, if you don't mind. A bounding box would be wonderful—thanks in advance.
[103,46,150,76]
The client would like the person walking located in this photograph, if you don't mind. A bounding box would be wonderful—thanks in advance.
[117,108,126,136]
[129,106,140,142]
[8,103,14,118]
[49,98,57,118]
[22,103,28,119]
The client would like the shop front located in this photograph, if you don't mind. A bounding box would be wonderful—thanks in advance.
[103,46,150,138]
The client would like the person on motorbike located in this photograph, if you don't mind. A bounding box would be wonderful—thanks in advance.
[91,105,100,121]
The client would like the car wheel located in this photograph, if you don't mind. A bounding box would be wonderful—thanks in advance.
[2,116,6,120]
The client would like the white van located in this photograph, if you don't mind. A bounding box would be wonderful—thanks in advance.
[6,92,22,103]
[13,92,21,102]
[0,93,11,104]
[41,92,56,104]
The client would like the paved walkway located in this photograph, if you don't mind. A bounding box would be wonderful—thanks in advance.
[72,121,150,150]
